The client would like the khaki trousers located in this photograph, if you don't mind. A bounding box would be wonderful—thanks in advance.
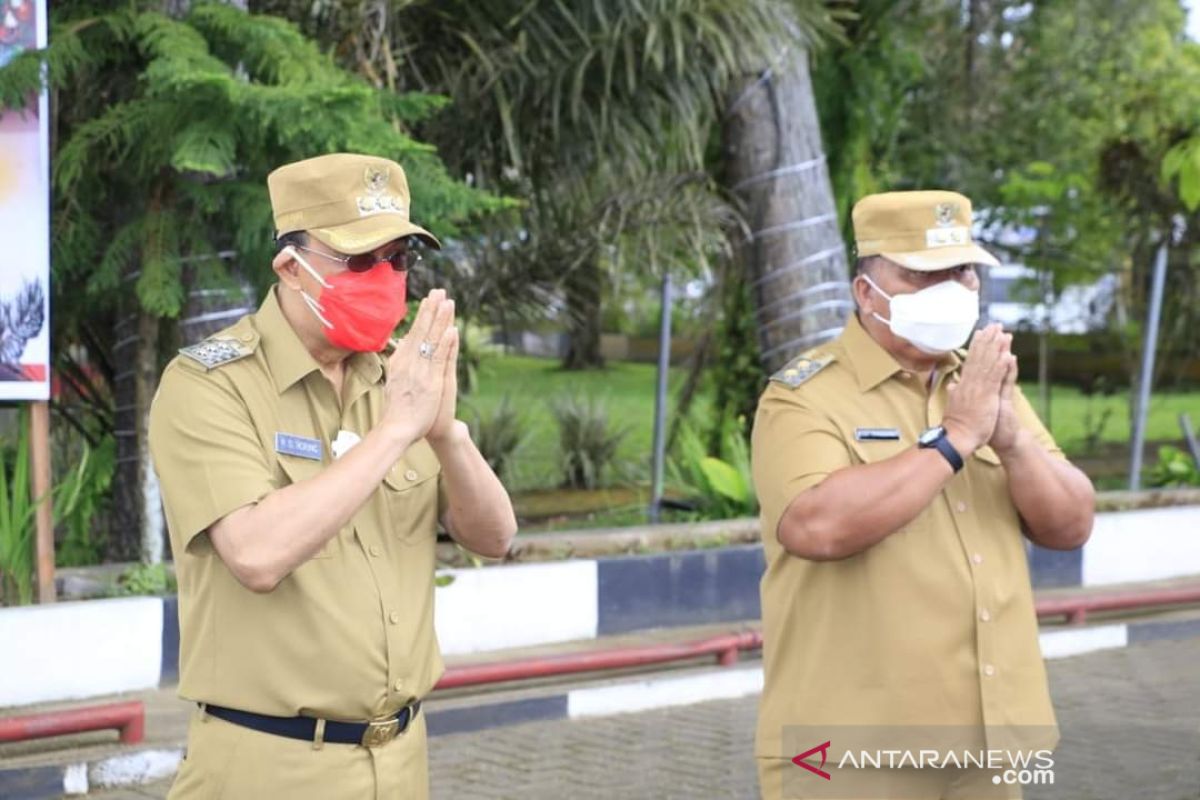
[168,706,429,800]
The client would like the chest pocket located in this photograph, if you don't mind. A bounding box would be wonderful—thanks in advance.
[381,439,442,546]
[274,452,339,559]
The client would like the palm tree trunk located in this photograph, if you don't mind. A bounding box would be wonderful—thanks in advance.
[562,258,605,370]
[111,296,160,563]
[722,37,852,373]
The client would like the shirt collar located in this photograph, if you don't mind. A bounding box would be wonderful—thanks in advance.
[256,286,322,394]
[839,312,962,393]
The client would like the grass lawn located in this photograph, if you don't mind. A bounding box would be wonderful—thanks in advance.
[459,353,713,494]
[1024,383,1199,453]
[459,352,1198,499]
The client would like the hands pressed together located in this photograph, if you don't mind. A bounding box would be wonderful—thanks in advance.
[942,323,1025,458]
[380,289,461,446]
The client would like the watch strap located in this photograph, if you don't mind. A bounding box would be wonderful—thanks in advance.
[932,432,964,473]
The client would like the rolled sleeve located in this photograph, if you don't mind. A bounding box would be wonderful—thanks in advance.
[149,362,275,556]
[751,385,853,547]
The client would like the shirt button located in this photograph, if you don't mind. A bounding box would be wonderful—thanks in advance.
[956,501,968,513]
[971,552,984,565]
[979,609,991,622]
[389,611,400,624]
[983,664,996,677]
[394,679,404,692]
[405,469,418,482]
[369,545,382,557]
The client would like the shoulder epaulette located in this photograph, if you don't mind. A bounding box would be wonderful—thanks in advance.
[178,336,256,371]
[769,351,836,388]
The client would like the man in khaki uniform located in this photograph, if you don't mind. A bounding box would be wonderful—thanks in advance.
[149,153,518,799]
[752,192,1095,800]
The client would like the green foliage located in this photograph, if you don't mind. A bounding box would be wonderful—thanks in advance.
[1162,137,1200,212]
[706,273,763,456]
[463,394,530,481]
[820,0,1200,393]
[667,420,757,520]
[260,0,843,369]
[0,0,502,327]
[813,0,927,241]
[56,436,116,567]
[548,393,629,489]
[1148,446,1200,488]
[0,412,114,602]
[111,561,177,597]
[0,411,37,605]
[1071,372,1118,455]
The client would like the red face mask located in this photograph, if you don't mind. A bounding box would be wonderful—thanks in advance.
[290,248,409,352]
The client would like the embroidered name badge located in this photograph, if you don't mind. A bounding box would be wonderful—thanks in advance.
[855,427,901,441]
[275,432,323,461]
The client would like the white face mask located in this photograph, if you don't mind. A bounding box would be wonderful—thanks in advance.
[862,274,980,355]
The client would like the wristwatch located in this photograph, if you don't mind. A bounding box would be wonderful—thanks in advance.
[918,425,964,473]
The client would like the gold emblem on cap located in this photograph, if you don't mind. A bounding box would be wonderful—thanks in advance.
[934,202,958,227]
[364,165,390,195]
[355,166,405,218]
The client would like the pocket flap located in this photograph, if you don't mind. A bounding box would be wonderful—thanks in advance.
[275,451,324,485]
[847,434,910,465]
[382,439,442,492]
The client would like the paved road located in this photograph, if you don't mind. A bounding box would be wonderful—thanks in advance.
[90,636,1200,799]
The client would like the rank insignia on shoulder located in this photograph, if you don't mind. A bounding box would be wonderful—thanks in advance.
[770,352,835,388]
[179,338,253,370]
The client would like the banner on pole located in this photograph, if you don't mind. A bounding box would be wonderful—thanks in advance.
[0,0,50,401]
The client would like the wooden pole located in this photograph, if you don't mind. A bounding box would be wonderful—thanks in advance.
[29,401,55,603]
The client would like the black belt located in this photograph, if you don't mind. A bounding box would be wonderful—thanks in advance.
[203,701,420,747]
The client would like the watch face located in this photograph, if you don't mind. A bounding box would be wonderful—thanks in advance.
[919,426,944,446]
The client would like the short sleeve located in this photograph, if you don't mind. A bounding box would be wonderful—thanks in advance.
[751,385,854,549]
[1012,385,1066,460]
[149,362,275,556]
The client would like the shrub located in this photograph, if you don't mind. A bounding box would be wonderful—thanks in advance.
[549,393,629,489]
[667,419,758,520]
[1148,445,1200,488]
[464,395,529,481]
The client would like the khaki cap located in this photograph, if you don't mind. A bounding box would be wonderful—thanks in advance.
[852,190,999,271]
[267,153,441,254]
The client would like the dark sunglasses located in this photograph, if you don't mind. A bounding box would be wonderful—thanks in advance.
[293,242,423,273]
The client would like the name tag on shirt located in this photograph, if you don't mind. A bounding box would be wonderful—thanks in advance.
[855,427,901,441]
[275,432,323,461]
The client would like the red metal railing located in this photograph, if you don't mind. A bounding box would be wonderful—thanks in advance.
[1033,583,1200,626]
[437,630,763,690]
[436,583,1200,690]
[0,700,144,745]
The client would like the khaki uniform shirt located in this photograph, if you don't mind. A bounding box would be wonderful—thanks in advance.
[149,286,448,721]
[751,313,1061,759]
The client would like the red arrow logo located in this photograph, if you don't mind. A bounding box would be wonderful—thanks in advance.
[791,740,832,780]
